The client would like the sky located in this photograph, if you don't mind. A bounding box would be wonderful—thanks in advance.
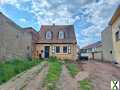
[0,0,120,48]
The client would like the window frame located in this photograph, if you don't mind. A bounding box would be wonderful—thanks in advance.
[52,46,55,54]
[63,46,68,53]
[55,46,60,53]
[46,31,52,40]
[68,46,71,54]
[58,31,64,39]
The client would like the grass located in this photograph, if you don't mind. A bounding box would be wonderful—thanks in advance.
[79,79,92,90]
[67,63,79,77]
[45,57,62,90]
[0,58,42,85]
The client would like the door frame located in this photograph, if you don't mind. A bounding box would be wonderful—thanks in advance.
[44,46,50,58]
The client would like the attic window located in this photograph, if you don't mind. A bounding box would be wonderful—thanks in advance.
[59,31,64,39]
[46,31,52,40]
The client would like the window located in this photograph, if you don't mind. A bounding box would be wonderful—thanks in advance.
[68,46,71,54]
[115,31,120,41]
[59,31,64,39]
[87,48,92,52]
[63,46,67,53]
[46,31,52,40]
[56,46,60,53]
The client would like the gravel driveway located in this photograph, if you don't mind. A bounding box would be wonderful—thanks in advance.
[78,60,120,90]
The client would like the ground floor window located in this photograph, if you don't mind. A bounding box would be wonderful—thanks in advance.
[56,46,60,53]
[63,46,67,53]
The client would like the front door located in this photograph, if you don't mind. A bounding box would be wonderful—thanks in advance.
[44,46,50,58]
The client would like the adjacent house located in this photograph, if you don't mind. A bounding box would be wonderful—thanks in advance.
[102,5,120,63]
[23,27,38,58]
[80,41,103,60]
[0,12,32,61]
[102,26,114,62]
[34,24,77,60]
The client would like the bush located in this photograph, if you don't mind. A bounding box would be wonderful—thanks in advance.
[0,58,42,85]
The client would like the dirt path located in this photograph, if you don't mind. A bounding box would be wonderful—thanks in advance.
[56,65,79,90]
[0,62,47,90]
[23,64,49,90]
[79,61,120,90]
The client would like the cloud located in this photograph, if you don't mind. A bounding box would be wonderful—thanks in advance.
[0,0,120,47]
[19,18,27,22]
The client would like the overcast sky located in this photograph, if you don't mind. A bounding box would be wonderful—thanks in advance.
[0,0,120,47]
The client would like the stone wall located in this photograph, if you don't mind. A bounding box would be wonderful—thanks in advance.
[34,43,77,60]
[0,13,32,61]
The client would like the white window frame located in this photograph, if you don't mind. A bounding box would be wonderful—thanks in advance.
[46,31,52,40]
[52,46,55,54]
[59,31,64,39]
[68,46,71,54]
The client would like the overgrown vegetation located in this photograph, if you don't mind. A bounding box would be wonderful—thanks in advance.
[0,58,42,85]
[44,57,62,90]
[79,79,92,90]
[67,63,79,77]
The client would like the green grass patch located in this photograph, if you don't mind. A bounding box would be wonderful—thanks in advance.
[67,63,79,77]
[0,58,42,85]
[45,59,62,90]
[79,79,92,90]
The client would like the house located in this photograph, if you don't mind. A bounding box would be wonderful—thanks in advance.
[102,5,120,63]
[34,24,77,60]
[0,12,32,61]
[80,41,103,60]
[23,27,38,58]
[102,26,114,62]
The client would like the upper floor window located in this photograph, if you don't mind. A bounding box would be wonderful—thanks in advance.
[46,31,52,40]
[58,31,64,39]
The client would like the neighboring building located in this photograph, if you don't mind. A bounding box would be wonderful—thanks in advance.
[23,27,38,57]
[102,5,120,63]
[34,25,77,60]
[80,41,103,60]
[0,12,32,61]
[102,26,114,62]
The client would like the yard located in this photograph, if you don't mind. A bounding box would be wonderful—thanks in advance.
[0,58,120,90]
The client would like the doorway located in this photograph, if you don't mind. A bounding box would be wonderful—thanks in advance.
[44,46,50,58]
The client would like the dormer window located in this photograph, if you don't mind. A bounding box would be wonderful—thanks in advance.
[59,31,64,39]
[46,31,52,40]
